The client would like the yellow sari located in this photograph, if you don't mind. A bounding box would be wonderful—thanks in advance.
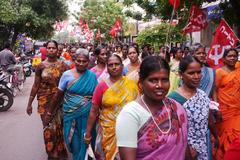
[99,76,138,160]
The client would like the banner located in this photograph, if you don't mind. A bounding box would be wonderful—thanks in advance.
[207,4,222,20]
[207,19,239,68]
[183,5,208,33]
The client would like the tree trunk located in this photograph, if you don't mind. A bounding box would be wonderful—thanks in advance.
[11,28,19,48]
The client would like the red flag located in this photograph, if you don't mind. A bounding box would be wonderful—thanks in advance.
[79,17,84,27]
[207,19,239,68]
[109,18,122,38]
[96,28,101,39]
[169,0,180,10]
[183,5,208,33]
[114,18,122,31]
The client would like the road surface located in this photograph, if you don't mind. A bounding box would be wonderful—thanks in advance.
[0,75,47,160]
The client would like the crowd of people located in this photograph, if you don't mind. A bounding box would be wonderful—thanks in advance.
[24,40,240,160]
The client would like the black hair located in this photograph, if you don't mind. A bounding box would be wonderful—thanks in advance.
[4,42,11,49]
[46,40,58,49]
[107,54,123,64]
[179,55,201,73]
[128,46,139,55]
[139,56,170,81]
[94,46,105,56]
[223,48,238,58]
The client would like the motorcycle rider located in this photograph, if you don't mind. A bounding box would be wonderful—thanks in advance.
[0,42,24,81]
[0,42,17,70]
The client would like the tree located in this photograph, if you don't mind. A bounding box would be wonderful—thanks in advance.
[136,23,185,48]
[123,0,240,35]
[74,0,125,41]
[0,0,68,48]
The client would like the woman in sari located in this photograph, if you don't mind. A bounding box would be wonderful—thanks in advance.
[213,48,240,160]
[193,44,217,160]
[168,55,218,160]
[116,56,188,160]
[91,47,109,82]
[46,48,98,160]
[168,48,183,93]
[124,46,141,83]
[84,54,139,160]
[26,40,68,160]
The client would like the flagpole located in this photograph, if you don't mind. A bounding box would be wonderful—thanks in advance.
[165,0,176,47]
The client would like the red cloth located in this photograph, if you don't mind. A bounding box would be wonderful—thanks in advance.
[224,137,240,160]
[92,81,108,106]
[169,0,180,10]
[40,47,47,61]
[207,19,239,69]
[183,5,208,33]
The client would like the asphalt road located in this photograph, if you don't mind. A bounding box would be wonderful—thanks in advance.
[0,75,47,160]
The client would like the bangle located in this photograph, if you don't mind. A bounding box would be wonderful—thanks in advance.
[46,112,52,116]
[84,133,92,141]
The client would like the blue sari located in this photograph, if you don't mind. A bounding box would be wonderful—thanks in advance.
[63,70,98,160]
[199,66,215,160]
[199,66,215,97]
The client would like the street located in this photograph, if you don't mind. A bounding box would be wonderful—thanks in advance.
[0,75,47,160]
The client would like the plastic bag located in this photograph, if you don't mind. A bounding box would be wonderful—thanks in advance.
[84,145,96,160]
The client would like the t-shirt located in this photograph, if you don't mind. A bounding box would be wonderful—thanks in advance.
[58,70,75,91]
[0,49,16,68]
[116,101,151,148]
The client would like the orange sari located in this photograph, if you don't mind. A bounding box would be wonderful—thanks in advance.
[214,67,240,160]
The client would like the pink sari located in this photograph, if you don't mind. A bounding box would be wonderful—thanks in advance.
[137,98,188,160]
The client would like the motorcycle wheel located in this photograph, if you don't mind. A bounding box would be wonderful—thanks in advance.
[25,70,32,77]
[0,88,14,112]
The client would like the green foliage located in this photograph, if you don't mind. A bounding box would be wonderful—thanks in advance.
[76,0,125,41]
[136,23,185,46]
[0,0,68,47]
[124,0,240,29]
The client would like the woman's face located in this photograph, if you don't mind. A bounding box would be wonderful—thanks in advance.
[175,49,183,60]
[98,49,108,64]
[74,54,89,73]
[46,42,58,58]
[181,61,202,89]
[141,69,170,102]
[107,56,123,77]
[194,47,206,64]
[224,50,238,67]
[128,48,138,63]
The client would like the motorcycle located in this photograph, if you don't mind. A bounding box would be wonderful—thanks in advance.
[22,59,32,77]
[0,68,14,111]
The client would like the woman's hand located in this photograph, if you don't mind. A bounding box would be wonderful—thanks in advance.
[189,146,198,160]
[84,132,92,145]
[26,105,33,116]
[43,113,52,126]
